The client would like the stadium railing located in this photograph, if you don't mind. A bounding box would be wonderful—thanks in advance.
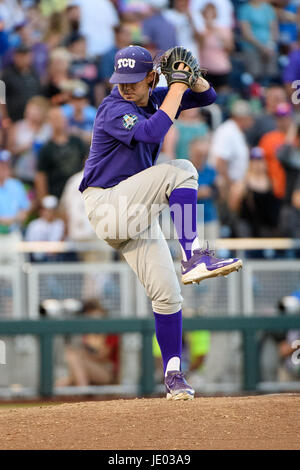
[0,238,300,397]
[1,315,300,397]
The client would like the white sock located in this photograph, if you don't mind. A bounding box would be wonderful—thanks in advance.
[191,238,200,254]
[180,238,200,261]
[165,357,180,377]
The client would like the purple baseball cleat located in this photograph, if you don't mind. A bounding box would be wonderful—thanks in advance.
[165,371,195,400]
[181,243,243,285]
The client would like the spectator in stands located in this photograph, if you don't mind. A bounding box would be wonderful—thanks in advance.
[64,1,81,38]
[35,106,88,200]
[163,108,209,160]
[1,45,42,122]
[189,137,219,243]
[142,0,177,54]
[0,0,25,32]
[275,0,300,48]
[246,85,288,147]
[118,3,147,46]
[42,10,70,51]
[61,81,97,144]
[278,329,300,381]
[238,0,279,85]
[0,149,30,235]
[39,0,68,17]
[7,96,51,189]
[190,0,234,29]
[42,47,72,105]
[163,0,203,60]
[277,291,300,381]
[277,120,300,237]
[66,33,98,93]
[75,0,120,58]
[56,299,119,387]
[25,194,65,262]
[198,2,234,91]
[228,147,281,237]
[26,2,49,44]
[258,102,293,200]
[209,100,253,200]
[282,32,300,109]
[2,19,49,83]
[0,10,10,59]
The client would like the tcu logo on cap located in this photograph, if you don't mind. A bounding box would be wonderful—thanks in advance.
[118,58,136,69]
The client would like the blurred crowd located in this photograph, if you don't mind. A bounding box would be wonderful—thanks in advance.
[0,0,300,257]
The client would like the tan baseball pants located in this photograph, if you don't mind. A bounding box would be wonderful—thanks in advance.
[83,159,198,314]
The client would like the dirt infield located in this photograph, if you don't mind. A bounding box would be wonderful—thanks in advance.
[1,394,299,450]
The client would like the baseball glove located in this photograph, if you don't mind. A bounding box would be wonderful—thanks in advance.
[159,46,202,88]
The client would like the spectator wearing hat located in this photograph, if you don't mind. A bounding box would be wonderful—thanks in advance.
[258,102,293,200]
[0,150,30,235]
[25,194,66,261]
[229,147,281,238]
[61,81,97,144]
[1,44,42,122]
[35,106,88,200]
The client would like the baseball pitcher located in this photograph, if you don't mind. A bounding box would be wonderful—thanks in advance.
[79,45,242,400]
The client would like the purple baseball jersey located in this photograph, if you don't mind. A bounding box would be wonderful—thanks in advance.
[79,86,217,191]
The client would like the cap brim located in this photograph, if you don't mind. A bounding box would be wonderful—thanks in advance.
[109,71,148,84]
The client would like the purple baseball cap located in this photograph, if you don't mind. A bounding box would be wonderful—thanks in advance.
[109,45,153,84]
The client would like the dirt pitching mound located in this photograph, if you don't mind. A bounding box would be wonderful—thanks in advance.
[1,394,299,450]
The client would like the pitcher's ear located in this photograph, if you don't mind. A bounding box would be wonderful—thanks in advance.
[146,70,155,84]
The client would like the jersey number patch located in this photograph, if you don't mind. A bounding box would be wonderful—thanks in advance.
[122,114,138,130]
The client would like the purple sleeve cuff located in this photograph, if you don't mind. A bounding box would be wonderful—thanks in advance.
[177,86,217,117]
[132,109,173,144]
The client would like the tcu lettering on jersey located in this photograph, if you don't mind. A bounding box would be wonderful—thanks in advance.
[118,58,136,69]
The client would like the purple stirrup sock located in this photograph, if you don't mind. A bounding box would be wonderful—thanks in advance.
[153,310,182,374]
[169,187,198,260]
